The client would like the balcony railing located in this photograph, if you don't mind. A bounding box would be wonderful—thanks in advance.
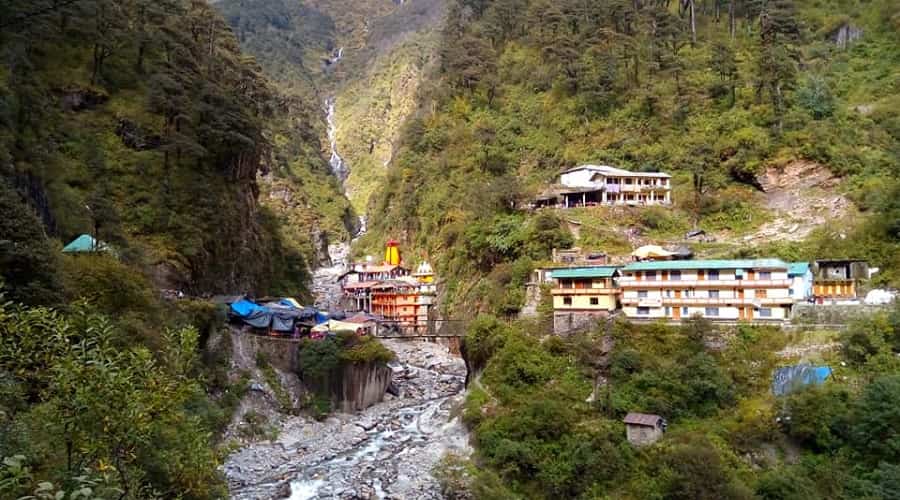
[618,279,791,288]
[622,297,794,306]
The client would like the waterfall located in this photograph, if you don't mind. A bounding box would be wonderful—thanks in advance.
[324,97,350,183]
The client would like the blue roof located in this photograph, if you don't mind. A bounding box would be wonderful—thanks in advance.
[622,259,789,272]
[550,266,619,278]
[788,262,811,276]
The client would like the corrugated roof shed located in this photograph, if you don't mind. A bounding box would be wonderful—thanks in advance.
[622,259,789,272]
[788,262,811,276]
[623,412,663,426]
[550,266,619,279]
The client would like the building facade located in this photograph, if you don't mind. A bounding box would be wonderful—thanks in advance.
[619,259,794,321]
[623,413,666,446]
[812,259,868,301]
[558,165,672,207]
[788,262,814,301]
[550,266,621,334]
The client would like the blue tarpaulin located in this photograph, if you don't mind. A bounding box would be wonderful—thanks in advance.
[230,299,266,317]
[772,365,832,396]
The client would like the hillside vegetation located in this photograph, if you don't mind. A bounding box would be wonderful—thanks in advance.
[216,0,447,211]
[0,0,350,496]
[449,310,900,499]
[361,0,900,314]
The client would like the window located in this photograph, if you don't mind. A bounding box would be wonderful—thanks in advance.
[563,296,572,306]
[708,290,720,299]
[666,290,673,298]
[638,290,649,298]
[561,279,573,289]
[637,307,650,315]
[590,297,599,305]
[705,307,719,317]
[682,307,689,315]
[646,271,657,281]
[671,270,681,281]
[759,271,772,280]
[758,308,772,318]
[708,270,720,280]
[757,289,768,298]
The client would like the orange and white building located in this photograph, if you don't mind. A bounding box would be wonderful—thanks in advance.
[340,240,436,333]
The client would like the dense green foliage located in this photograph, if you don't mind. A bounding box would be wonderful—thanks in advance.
[0,2,355,497]
[458,308,900,499]
[0,300,226,498]
[362,0,900,309]
[0,0,351,298]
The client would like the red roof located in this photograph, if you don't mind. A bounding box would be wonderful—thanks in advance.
[623,412,663,427]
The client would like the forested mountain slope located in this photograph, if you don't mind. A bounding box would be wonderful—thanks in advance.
[0,0,352,301]
[0,2,349,496]
[359,0,900,315]
[215,0,446,211]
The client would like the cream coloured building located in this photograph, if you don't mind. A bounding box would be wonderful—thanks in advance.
[558,165,672,207]
[619,259,794,321]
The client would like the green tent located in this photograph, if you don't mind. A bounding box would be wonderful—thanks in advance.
[62,234,109,253]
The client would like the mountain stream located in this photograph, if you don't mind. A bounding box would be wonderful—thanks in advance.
[225,54,470,498]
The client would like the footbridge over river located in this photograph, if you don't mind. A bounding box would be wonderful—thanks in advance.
[373,319,469,353]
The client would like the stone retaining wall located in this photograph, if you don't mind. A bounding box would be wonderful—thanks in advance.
[792,303,888,325]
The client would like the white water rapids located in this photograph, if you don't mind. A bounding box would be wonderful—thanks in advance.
[225,341,469,499]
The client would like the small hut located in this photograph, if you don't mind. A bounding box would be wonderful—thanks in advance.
[623,412,666,446]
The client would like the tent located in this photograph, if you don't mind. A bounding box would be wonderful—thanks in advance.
[772,364,832,396]
[62,234,110,253]
[311,319,365,334]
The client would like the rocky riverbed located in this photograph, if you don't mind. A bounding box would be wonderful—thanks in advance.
[224,340,469,499]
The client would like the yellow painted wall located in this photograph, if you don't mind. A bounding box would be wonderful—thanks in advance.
[553,294,617,311]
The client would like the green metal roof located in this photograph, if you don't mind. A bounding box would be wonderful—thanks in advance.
[550,266,619,279]
[621,259,789,272]
[788,262,811,276]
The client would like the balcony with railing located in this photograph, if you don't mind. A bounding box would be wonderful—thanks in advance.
[622,296,794,306]
[618,278,791,288]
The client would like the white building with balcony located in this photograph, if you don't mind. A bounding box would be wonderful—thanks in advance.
[619,259,794,321]
[558,164,672,207]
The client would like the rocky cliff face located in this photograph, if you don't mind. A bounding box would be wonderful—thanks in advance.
[313,362,394,413]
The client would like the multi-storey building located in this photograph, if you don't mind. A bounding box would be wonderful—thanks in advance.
[340,240,436,333]
[550,266,621,334]
[619,259,794,321]
[558,164,672,207]
[370,278,428,332]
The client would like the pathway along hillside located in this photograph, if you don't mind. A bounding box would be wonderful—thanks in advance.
[224,340,469,499]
